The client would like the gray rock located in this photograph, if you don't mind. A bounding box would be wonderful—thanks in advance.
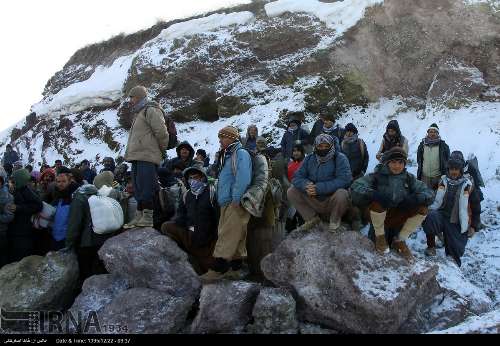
[190,281,261,334]
[247,287,298,334]
[299,323,338,335]
[428,309,500,334]
[68,274,129,332]
[98,228,201,301]
[0,251,79,311]
[261,230,439,334]
[99,288,192,334]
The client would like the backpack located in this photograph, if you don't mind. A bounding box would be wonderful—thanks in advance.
[465,154,485,188]
[145,101,178,150]
[88,195,124,234]
[159,179,185,216]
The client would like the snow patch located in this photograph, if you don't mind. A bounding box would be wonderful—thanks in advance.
[430,309,500,334]
[265,0,384,38]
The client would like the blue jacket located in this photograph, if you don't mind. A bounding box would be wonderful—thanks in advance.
[292,151,352,201]
[52,200,71,242]
[217,143,252,207]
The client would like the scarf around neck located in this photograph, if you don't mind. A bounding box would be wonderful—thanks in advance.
[424,136,441,146]
[218,141,240,173]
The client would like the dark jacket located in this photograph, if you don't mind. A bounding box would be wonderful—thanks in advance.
[310,120,344,149]
[3,150,20,166]
[351,164,434,209]
[163,141,196,179]
[292,151,352,201]
[174,187,218,248]
[417,139,450,180]
[0,186,14,234]
[341,137,369,179]
[65,185,110,249]
[280,127,310,160]
[82,168,97,185]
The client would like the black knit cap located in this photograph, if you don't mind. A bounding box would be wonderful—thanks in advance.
[448,151,465,171]
[292,143,305,155]
[382,147,408,164]
[345,123,358,134]
[386,120,400,132]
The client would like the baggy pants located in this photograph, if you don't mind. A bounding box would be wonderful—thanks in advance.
[131,161,158,210]
[213,205,251,261]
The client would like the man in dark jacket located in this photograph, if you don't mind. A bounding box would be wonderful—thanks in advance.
[161,165,218,274]
[422,151,481,266]
[65,184,109,283]
[280,112,310,160]
[241,125,258,153]
[341,123,369,180]
[288,134,352,233]
[417,123,450,190]
[3,144,20,171]
[195,149,210,168]
[351,147,434,262]
[309,110,343,150]
[6,169,43,264]
[0,167,14,268]
[80,160,96,185]
[376,120,409,162]
[100,157,116,174]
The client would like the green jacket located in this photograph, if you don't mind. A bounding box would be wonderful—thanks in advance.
[351,164,434,208]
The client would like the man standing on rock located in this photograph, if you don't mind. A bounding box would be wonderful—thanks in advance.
[351,147,434,262]
[287,134,352,233]
[123,85,169,229]
[416,123,450,190]
[201,126,252,282]
[2,144,20,176]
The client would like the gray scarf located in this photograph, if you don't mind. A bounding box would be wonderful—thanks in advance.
[423,136,441,146]
[343,134,359,145]
[314,134,336,164]
[445,176,467,225]
[132,97,148,113]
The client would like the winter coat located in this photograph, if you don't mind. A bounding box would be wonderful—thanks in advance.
[417,140,450,180]
[217,142,252,207]
[351,164,434,209]
[3,150,19,166]
[292,151,352,201]
[341,137,369,179]
[310,120,344,150]
[241,153,269,217]
[82,168,96,185]
[280,127,310,160]
[124,105,169,166]
[430,175,481,232]
[241,137,257,153]
[175,186,218,248]
[8,186,43,238]
[377,136,409,159]
[0,186,14,234]
[65,185,111,249]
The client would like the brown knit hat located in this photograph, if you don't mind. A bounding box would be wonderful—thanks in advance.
[128,85,147,99]
[218,126,240,141]
[382,147,408,164]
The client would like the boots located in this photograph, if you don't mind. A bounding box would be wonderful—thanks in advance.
[375,235,389,254]
[123,210,143,229]
[398,213,427,241]
[392,240,415,263]
[297,216,321,232]
[370,210,389,254]
[136,209,154,228]
[425,247,437,257]
[200,258,231,284]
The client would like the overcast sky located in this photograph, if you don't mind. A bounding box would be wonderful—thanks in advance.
[0,0,251,132]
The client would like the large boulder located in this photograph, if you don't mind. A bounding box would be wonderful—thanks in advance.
[261,230,440,334]
[98,228,201,301]
[68,275,129,326]
[99,288,193,334]
[190,281,261,334]
[247,287,298,334]
[429,309,500,334]
[0,251,79,311]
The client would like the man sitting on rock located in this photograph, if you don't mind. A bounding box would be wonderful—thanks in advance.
[161,165,218,274]
[287,134,352,233]
[351,147,434,262]
[422,151,481,267]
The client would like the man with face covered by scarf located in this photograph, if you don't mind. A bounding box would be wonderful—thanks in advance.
[161,165,218,274]
[287,134,352,233]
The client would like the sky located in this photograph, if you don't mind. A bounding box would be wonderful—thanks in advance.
[0,0,252,132]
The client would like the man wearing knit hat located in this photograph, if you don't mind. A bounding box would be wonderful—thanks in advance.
[376,120,409,162]
[341,123,369,181]
[201,126,252,282]
[287,133,352,233]
[351,147,434,262]
[417,123,450,190]
[123,85,169,229]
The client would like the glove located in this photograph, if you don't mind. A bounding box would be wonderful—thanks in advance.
[372,191,391,209]
[398,194,420,211]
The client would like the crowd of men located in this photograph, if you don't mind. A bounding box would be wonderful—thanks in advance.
[0,85,485,284]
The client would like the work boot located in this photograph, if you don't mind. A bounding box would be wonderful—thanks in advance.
[200,270,226,284]
[135,209,154,228]
[467,227,475,238]
[375,235,389,254]
[425,247,437,257]
[123,210,143,229]
[297,216,321,232]
[392,240,415,263]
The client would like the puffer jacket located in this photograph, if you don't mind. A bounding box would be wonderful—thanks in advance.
[0,185,14,233]
[124,103,169,165]
[292,151,352,201]
[241,153,269,217]
[351,164,434,208]
[217,142,252,207]
[341,137,369,179]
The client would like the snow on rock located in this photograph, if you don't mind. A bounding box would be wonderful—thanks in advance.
[158,11,255,41]
[265,0,384,38]
[429,309,500,334]
[32,55,134,116]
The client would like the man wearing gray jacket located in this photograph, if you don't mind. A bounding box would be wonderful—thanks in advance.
[123,85,169,228]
